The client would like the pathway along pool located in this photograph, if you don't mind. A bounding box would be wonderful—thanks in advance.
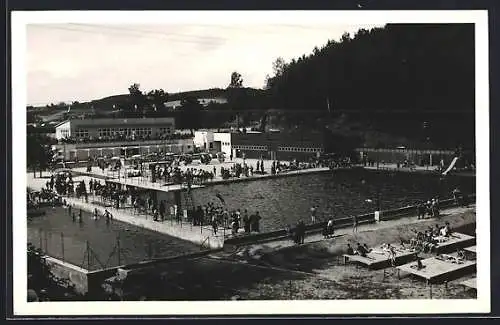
[189,169,475,231]
[27,207,200,271]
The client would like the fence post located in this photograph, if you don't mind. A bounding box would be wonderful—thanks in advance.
[117,235,121,266]
[86,240,90,269]
[444,281,448,297]
[39,228,43,250]
[61,232,65,261]
[429,284,432,299]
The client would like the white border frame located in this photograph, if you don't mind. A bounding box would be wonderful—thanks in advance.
[12,10,490,315]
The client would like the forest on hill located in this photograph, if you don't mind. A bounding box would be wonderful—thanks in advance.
[263,23,475,149]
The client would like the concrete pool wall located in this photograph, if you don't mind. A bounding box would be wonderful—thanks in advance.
[45,248,220,296]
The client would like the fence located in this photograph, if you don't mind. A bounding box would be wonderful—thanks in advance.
[27,228,173,271]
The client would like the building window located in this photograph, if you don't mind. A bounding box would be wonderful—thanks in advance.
[74,129,89,138]
[60,129,70,138]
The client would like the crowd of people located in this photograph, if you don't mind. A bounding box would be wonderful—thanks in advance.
[27,188,62,210]
[150,165,215,186]
[416,197,440,219]
[191,204,263,235]
[326,157,353,169]
[409,222,452,253]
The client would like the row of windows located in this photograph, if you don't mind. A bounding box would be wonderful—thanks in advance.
[59,129,70,137]
[221,142,231,146]
[97,128,153,137]
[278,147,324,153]
[233,145,267,151]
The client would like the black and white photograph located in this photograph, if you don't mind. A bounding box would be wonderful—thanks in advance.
[11,9,490,315]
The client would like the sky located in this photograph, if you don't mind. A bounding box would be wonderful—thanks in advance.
[26,23,382,106]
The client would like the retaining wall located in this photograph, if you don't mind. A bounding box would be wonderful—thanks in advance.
[45,256,89,295]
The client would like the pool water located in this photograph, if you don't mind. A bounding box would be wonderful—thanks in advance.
[189,169,475,231]
[27,207,201,271]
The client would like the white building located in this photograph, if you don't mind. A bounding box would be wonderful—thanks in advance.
[213,132,232,157]
[52,117,197,161]
[194,131,215,151]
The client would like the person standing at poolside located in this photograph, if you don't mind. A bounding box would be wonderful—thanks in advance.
[297,220,306,244]
[310,206,317,224]
[243,209,250,233]
[212,214,218,235]
[352,214,358,233]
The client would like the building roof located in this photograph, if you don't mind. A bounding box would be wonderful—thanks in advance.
[54,120,70,128]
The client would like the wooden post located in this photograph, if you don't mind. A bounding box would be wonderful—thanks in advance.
[39,229,43,250]
[429,284,432,299]
[61,232,65,261]
[444,281,448,297]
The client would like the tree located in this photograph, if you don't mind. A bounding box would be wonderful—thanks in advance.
[272,57,287,78]
[178,97,202,135]
[27,134,53,177]
[128,83,146,113]
[146,89,169,113]
[228,71,243,88]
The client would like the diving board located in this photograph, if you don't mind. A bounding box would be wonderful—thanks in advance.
[343,245,418,269]
[397,255,476,284]
[442,157,459,175]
